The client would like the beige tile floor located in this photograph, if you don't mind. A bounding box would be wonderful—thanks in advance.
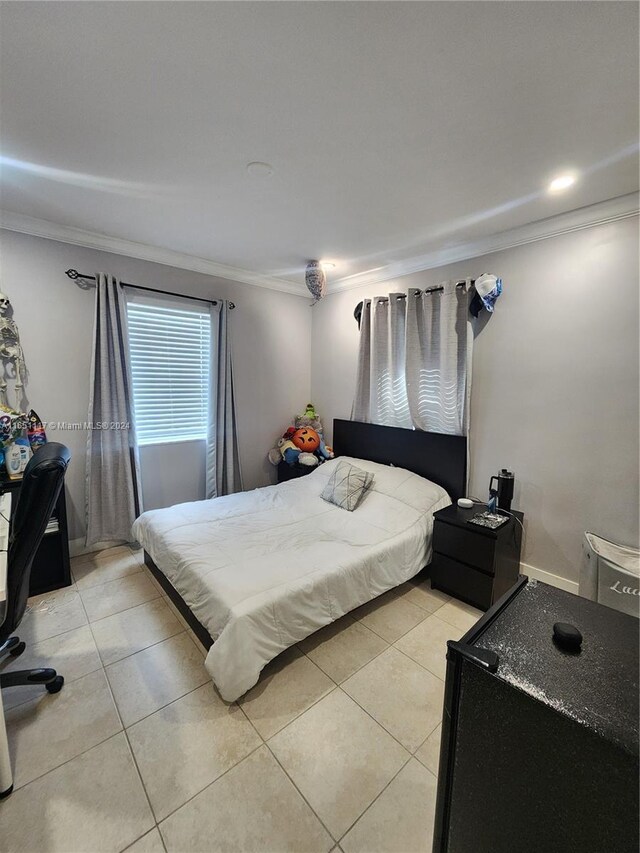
[0,545,482,853]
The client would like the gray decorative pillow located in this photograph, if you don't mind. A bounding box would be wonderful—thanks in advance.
[321,461,374,511]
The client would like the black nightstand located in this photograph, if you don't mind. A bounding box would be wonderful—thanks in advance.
[430,504,523,611]
[277,461,316,483]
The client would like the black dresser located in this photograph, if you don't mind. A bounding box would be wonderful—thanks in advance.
[431,504,523,610]
[0,474,71,596]
[433,578,639,853]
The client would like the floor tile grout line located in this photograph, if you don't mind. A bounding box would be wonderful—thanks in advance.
[263,684,416,843]
[126,676,245,740]
[153,741,266,830]
[0,658,105,714]
[56,569,167,852]
[95,617,185,670]
[390,642,447,683]
[8,729,126,795]
[336,750,420,846]
[182,627,209,661]
[9,596,212,811]
[19,587,88,648]
[300,635,391,688]
[337,649,446,754]
[114,664,267,837]
[333,683,418,757]
[104,651,211,731]
[79,587,163,625]
[431,612,480,633]
[353,609,429,646]
[70,544,139,566]
[264,737,340,846]
[79,589,165,848]
[73,565,146,594]
[71,548,144,570]
[119,827,167,853]
[6,590,127,791]
[388,585,452,614]
[239,661,337,741]
[351,592,444,644]
[119,716,168,843]
[414,718,442,762]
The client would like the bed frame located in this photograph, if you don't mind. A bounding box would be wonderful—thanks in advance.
[145,418,468,650]
[333,419,467,502]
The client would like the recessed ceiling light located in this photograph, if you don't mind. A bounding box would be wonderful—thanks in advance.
[320,261,336,270]
[246,161,274,178]
[548,173,576,193]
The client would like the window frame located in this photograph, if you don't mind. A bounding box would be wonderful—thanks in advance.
[125,293,212,447]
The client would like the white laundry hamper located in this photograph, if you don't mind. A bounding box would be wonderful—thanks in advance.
[580,532,640,617]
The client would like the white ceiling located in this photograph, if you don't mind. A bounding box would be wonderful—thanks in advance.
[1,2,638,290]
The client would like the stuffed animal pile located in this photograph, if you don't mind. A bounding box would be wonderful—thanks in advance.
[267,403,334,469]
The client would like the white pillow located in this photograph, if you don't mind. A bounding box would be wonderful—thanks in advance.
[321,461,374,511]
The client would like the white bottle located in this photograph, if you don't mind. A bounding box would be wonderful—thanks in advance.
[5,442,30,480]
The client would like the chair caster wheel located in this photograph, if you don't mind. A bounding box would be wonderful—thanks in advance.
[9,642,26,657]
[46,675,64,694]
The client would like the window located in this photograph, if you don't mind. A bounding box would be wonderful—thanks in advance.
[126,298,211,445]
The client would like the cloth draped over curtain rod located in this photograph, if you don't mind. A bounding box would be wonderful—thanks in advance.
[352,280,473,437]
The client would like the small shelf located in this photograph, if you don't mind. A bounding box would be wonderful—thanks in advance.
[0,474,71,596]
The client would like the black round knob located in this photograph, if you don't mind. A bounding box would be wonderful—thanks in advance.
[553,622,583,652]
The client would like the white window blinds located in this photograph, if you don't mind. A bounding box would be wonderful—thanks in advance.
[126,298,211,445]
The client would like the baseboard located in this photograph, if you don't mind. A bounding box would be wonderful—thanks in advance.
[521,562,579,595]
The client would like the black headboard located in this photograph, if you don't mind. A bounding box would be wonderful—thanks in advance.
[333,419,467,502]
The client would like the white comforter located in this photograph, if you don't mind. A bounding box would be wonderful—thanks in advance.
[132,457,450,701]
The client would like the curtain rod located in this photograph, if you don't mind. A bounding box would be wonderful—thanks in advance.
[353,280,474,326]
[374,280,473,302]
[64,269,235,309]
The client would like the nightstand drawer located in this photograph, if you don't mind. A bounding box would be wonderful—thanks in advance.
[431,553,493,611]
[433,521,496,574]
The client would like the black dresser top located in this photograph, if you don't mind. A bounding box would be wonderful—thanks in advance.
[434,503,523,539]
[475,580,639,756]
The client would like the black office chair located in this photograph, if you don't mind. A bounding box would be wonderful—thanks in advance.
[0,443,71,695]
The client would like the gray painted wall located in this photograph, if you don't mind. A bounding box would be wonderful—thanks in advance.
[3,217,638,584]
[0,230,312,541]
[311,217,640,583]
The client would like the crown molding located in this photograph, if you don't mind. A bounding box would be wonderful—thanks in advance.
[2,192,637,300]
[327,192,640,294]
[0,210,308,298]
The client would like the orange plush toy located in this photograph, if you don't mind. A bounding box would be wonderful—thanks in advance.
[292,427,320,452]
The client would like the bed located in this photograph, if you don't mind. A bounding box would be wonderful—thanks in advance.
[133,420,467,701]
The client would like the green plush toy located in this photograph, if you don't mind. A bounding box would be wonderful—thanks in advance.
[295,402,323,436]
[300,403,317,420]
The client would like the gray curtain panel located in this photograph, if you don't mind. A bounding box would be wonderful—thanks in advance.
[405,282,473,436]
[85,274,143,546]
[351,294,412,428]
[206,301,243,498]
[352,282,472,436]
[351,295,373,422]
